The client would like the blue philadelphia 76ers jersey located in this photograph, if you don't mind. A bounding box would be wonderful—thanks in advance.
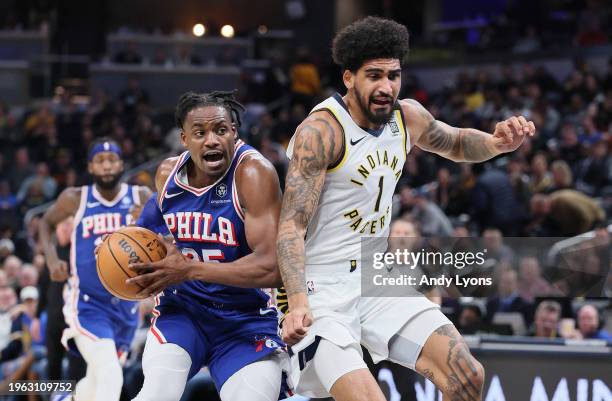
[158,140,270,309]
[71,183,141,301]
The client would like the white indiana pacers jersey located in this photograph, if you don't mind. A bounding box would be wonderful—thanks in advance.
[287,93,410,268]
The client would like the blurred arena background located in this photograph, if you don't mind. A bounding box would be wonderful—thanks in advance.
[0,0,610,400]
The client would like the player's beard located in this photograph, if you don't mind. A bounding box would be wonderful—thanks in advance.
[93,172,123,190]
[355,86,395,126]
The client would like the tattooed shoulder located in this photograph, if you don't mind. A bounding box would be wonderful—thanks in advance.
[293,114,342,171]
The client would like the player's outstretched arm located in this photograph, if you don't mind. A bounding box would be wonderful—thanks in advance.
[403,99,536,162]
[39,188,80,281]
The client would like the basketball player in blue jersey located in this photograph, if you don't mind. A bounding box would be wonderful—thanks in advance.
[134,192,170,236]
[277,17,536,401]
[127,91,287,401]
[39,138,151,401]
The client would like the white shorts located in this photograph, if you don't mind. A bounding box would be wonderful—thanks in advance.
[287,263,450,398]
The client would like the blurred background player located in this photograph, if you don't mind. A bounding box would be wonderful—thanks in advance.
[39,138,151,401]
[128,91,287,401]
[277,17,535,401]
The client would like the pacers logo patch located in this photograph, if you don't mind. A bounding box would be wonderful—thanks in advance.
[215,183,227,198]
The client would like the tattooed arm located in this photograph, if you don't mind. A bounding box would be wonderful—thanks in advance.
[276,112,342,344]
[402,99,535,162]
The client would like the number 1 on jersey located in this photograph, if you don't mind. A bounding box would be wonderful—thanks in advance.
[374,176,384,212]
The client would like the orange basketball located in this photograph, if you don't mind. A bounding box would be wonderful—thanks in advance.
[96,226,167,300]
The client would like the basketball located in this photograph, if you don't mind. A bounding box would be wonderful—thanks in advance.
[96,226,167,300]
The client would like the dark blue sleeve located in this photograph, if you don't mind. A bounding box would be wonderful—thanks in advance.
[136,192,169,236]
[0,315,24,362]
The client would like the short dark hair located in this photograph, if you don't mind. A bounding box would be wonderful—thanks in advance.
[332,16,410,72]
[175,90,246,130]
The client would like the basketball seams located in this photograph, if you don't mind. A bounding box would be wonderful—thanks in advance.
[114,231,156,263]
[97,255,129,298]
[104,237,145,290]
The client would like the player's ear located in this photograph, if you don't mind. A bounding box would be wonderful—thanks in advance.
[231,123,238,141]
[87,162,93,175]
[179,130,187,148]
[343,69,354,90]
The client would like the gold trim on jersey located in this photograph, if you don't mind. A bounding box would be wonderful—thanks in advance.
[394,109,408,161]
[324,106,348,173]
[308,106,348,173]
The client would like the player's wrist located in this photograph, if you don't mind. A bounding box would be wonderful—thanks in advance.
[186,259,207,281]
[485,135,502,156]
[288,292,310,309]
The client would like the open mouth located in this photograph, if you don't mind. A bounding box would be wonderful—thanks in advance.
[203,151,224,164]
[371,97,392,106]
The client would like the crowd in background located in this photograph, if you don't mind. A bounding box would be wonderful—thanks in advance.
[1,41,611,401]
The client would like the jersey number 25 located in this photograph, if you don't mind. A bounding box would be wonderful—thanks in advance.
[181,247,225,262]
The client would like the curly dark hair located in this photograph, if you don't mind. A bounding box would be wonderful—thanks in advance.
[332,16,410,72]
[175,90,246,129]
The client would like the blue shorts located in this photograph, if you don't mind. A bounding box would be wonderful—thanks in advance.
[66,291,139,355]
[150,291,284,390]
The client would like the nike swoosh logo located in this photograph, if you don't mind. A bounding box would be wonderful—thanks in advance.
[350,136,367,145]
[164,191,184,199]
[86,202,100,207]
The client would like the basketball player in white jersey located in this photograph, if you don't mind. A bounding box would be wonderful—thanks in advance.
[277,17,535,401]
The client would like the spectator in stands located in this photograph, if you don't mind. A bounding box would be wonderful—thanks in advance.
[258,136,289,190]
[482,228,515,264]
[431,167,465,215]
[16,264,38,293]
[114,41,143,64]
[458,304,484,335]
[507,156,531,204]
[557,122,584,167]
[529,190,606,236]
[0,179,17,216]
[576,304,611,340]
[119,77,150,125]
[0,103,18,146]
[486,267,533,327]
[470,164,524,236]
[528,153,553,194]
[289,46,321,110]
[529,300,562,338]
[175,44,202,66]
[8,148,34,194]
[151,48,170,66]
[17,178,49,217]
[0,286,18,357]
[0,287,43,395]
[398,186,453,237]
[549,160,574,192]
[389,218,423,252]
[2,256,22,288]
[16,162,57,204]
[517,256,558,302]
[0,240,15,263]
[574,140,612,196]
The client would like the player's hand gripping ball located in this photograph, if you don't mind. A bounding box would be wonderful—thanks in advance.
[96,226,167,300]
